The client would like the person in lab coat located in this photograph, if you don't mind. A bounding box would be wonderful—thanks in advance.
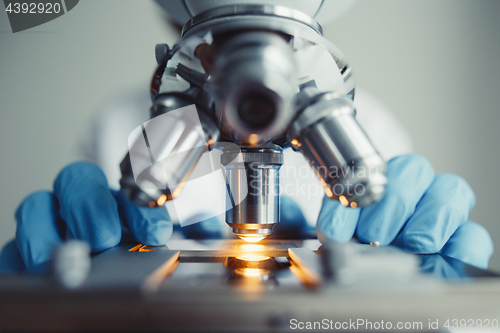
[0,0,493,273]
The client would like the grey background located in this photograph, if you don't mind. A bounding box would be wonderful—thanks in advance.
[1,0,499,269]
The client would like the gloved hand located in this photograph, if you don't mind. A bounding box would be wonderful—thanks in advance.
[0,162,172,273]
[316,154,494,269]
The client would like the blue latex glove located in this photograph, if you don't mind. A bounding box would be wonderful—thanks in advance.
[269,196,315,239]
[316,154,494,269]
[180,215,225,240]
[0,162,172,273]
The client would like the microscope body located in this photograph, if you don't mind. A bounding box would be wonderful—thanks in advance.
[120,2,387,241]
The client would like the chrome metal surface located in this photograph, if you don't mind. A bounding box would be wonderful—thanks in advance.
[221,144,283,240]
[288,88,387,207]
[123,1,376,236]
[182,4,323,37]
[213,31,297,146]
[120,103,220,207]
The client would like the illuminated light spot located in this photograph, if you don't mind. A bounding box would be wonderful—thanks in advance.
[128,244,144,252]
[248,134,259,146]
[234,268,267,277]
[139,247,154,252]
[339,195,349,207]
[157,194,167,206]
[207,138,214,147]
[236,256,270,262]
[240,244,265,252]
[370,241,380,247]
[350,202,357,208]
[290,139,301,147]
[149,201,156,207]
[239,235,266,243]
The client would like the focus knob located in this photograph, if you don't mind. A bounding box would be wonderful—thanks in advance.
[155,43,170,65]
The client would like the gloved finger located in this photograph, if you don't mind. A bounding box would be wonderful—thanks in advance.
[356,154,435,245]
[316,195,360,243]
[270,196,311,239]
[0,239,26,273]
[113,190,173,246]
[180,215,223,240]
[53,162,121,252]
[14,191,65,272]
[402,173,475,254]
[439,221,493,270]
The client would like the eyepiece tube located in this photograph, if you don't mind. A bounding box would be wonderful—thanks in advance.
[221,144,283,242]
[120,97,220,207]
[287,89,387,208]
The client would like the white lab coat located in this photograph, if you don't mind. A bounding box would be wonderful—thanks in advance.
[81,88,412,227]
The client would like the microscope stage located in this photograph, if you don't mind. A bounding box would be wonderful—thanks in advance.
[1,239,499,332]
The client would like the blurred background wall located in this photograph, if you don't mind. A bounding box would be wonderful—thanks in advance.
[1,0,499,269]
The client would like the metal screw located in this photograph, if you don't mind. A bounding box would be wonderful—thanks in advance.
[53,241,91,289]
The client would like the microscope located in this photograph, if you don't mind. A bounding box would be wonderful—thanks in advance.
[119,2,387,242]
